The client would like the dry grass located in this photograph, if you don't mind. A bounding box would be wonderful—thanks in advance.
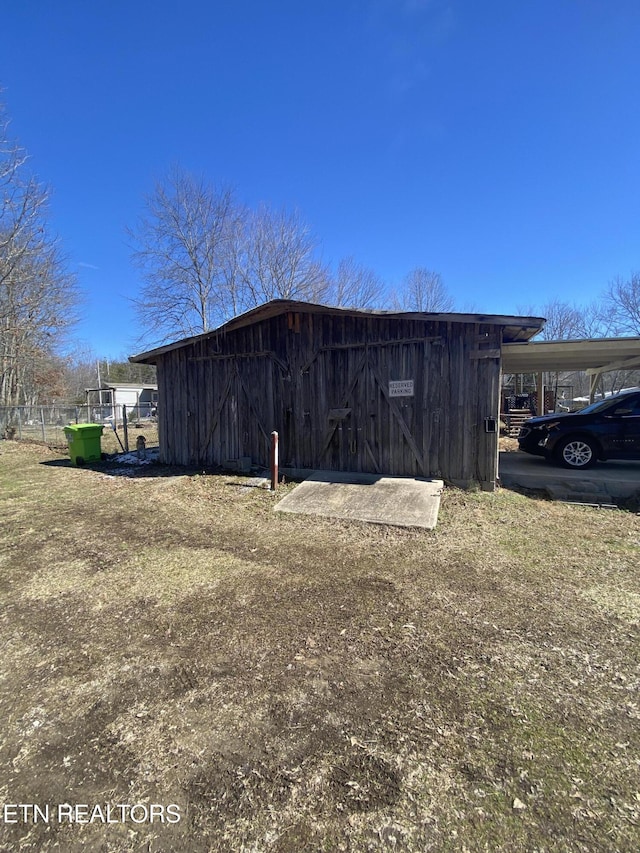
[99,422,159,456]
[0,440,639,852]
[498,436,519,452]
[7,421,159,457]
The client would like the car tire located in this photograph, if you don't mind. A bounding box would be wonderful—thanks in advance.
[555,436,598,469]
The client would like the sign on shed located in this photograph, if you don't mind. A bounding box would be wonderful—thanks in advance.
[389,379,414,397]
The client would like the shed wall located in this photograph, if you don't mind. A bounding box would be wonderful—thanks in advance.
[155,311,502,487]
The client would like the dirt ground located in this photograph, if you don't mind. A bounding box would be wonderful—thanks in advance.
[1,440,639,852]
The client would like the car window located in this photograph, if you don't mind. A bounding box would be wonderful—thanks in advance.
[619,396,640,414]
[579,397,622,415]
[610,395,640,415]
[580,393,640,415]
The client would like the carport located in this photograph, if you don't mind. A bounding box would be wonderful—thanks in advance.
[502,336,640,414]
[500,336,640,504]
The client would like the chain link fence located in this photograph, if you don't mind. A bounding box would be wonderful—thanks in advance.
[0,403,158,451]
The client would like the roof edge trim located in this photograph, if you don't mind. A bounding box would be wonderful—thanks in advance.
[130,299,545,363]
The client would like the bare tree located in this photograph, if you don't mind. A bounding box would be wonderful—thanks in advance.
[129,166,243,344]
[239,205,328,307]
[520,299,584,341]
[324,256,386,310]
[0,101,78,407]
[391,267,454,312]
[129,172,330,345]
[605,273,640,335]
[59,344,100,403]
[576,300,610,339]
[517,298,612,341]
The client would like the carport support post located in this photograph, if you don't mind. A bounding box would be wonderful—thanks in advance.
[536,372,544,416]
[270,431,279,491]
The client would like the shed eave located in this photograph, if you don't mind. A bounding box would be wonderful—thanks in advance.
[129,299,545,363]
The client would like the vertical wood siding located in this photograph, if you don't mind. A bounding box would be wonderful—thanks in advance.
[154,311,502,487]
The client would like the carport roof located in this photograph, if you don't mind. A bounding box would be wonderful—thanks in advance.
[502,336,640,375]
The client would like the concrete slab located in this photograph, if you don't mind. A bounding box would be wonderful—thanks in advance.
[274,470,444,529]
[499,451,640,504]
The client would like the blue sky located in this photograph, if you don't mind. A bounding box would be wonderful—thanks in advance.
[3,0,640,358]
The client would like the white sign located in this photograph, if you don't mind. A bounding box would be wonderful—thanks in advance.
[389,380,414,397]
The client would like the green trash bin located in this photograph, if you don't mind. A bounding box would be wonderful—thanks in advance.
[63,423,104,466]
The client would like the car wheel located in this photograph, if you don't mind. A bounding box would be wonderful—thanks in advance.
[555,436,598,469]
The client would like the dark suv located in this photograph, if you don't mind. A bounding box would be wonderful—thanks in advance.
[517,389,640,469]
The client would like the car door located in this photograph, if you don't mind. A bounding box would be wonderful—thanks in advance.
[615,394,640,458]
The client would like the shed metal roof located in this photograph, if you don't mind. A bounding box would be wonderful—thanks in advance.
[101,381,158,390]
[130,299,545,364]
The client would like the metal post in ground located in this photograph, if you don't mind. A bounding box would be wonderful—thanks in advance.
[123,405,129,452]
[270,431,279,491]
[40,408,46,442]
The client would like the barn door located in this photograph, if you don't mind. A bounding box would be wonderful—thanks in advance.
[307,342,426,476]
[233,359,273,466]
[198,358,273,467]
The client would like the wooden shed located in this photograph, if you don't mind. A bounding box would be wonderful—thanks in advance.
[130,300,544,489]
